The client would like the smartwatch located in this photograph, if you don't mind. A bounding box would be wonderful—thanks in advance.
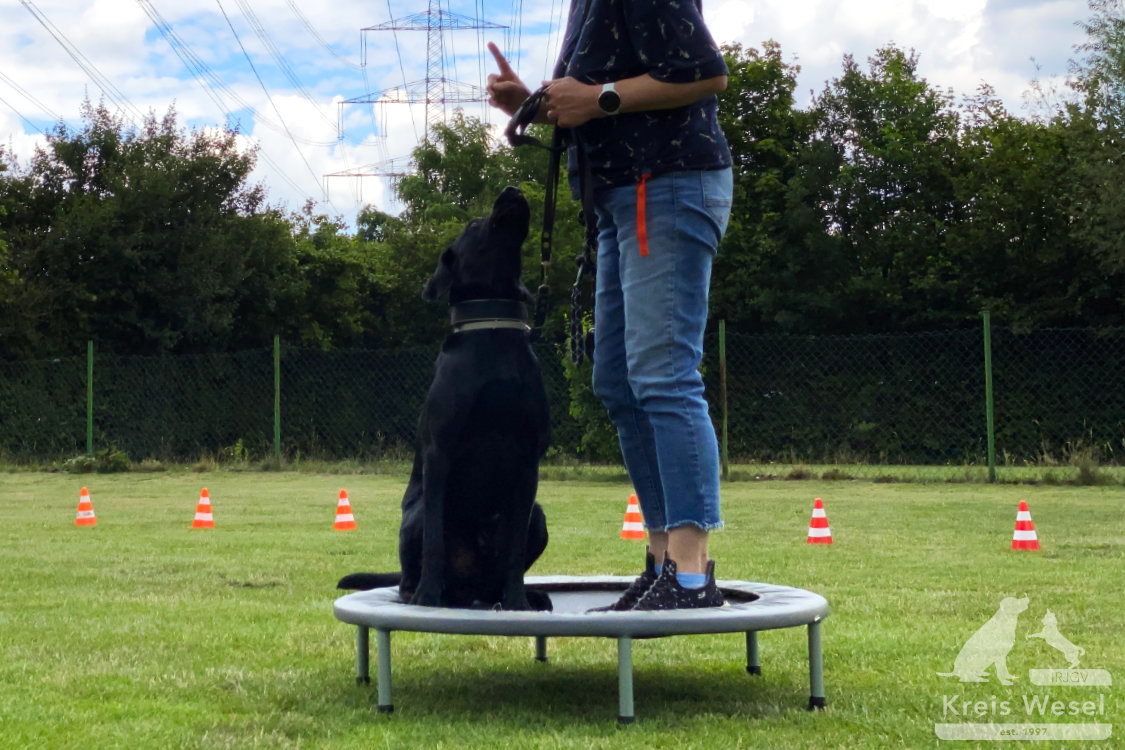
[597,82,622,116]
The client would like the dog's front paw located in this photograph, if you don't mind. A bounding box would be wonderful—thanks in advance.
[527,590,553,612]
[410,585,444,607]
[499,590,538,611]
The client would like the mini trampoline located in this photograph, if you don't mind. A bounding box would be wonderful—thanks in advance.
[334,575,829,723]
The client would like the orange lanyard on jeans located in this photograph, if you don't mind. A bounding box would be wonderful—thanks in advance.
[637,173,650,257]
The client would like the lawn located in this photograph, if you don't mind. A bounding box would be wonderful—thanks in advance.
[0,471,1121,748]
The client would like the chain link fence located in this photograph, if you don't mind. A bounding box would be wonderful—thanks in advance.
[2,325,1123,468]
[703,328,987,465]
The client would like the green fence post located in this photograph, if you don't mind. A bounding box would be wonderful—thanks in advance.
[982,312,996,482]
[274,335,282,468]
[87,340,94,456]
[719,319,729,480]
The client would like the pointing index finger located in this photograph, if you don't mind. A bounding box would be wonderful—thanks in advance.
[488,42,514,75]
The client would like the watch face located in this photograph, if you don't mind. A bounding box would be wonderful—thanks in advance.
[598,89,621,114]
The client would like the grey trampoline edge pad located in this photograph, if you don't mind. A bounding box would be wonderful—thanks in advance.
[333,576,829,639]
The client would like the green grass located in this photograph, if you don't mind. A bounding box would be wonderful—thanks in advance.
[1,471,1122,748]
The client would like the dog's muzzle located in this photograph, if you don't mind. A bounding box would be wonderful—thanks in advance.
[450,299,532,334]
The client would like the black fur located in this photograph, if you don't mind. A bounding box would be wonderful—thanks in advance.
[338,187,551,611]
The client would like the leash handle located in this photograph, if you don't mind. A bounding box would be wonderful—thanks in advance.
[504,86,559,151]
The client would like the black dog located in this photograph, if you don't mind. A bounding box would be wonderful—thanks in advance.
[338,187,551,610]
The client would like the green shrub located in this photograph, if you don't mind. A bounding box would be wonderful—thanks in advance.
[58,447,129,474]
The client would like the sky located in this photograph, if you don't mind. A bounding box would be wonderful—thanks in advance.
[0,0,1093,222]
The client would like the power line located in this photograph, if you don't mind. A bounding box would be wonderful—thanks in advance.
[284,0,362,71]
[135,0,338,148]
[134,0,316,197]
[379,0,421,143]
[544,0,564,78]
[215,0,337,211]
[231,0,337,130]
[507,0,524,75]
[0,68,61,124]
[19,0,145,123]
[0,91,47,135]
[444,0,460,87]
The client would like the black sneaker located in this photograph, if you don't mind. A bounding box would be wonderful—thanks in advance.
[632,556,725,610]
[588,551,658,612]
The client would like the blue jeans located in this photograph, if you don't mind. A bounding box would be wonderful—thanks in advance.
[591,168,733,532]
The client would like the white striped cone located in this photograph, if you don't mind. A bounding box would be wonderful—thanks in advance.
[192,488,214,529]
[807,497,832,544]
[620,494,645,540]
[75,486,97,527]
[1011,500,1040,550]
[334,489,357,531]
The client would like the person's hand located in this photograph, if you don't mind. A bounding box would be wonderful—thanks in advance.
[541,77,601,128]
[486,42,531,116]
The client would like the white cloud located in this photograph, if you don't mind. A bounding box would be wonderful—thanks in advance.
[716,0,1086,106]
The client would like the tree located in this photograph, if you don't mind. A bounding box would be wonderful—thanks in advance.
[1067,0,1125,310]
[812,46,966,331]
[1074,0,1125,127]
[397,113,520,224]
[712,41,844,333]
[943,87,1119,329]
[0,101,295,357]
[0,148,15,293]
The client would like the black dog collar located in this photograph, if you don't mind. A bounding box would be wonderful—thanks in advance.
[450,299,531,333]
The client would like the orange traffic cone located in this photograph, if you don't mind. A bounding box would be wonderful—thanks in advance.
[75,486,97,527]
[620,494,646,540]
[1011,500,1040,550]
[807,497,832,544]
[192,488,214,529]
[334,489,357,531]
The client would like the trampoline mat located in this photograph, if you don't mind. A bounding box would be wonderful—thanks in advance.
[334,575,829,639]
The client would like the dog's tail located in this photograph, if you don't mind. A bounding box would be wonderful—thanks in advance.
[337,572,403,590]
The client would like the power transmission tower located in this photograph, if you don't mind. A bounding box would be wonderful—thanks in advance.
[355,0,506,140]
[326,0,506,206]
[323,157,413,203]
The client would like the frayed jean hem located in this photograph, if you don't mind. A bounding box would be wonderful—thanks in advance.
[645,520,725,534]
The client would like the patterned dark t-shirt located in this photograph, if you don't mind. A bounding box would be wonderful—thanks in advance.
[553,0,732,192]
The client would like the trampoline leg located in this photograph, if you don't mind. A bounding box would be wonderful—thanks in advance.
[375,628,394,714]
[356,626,371,686]
[745,631,761,675]
[617,637,635,725]
[807,619,826,711]
[535,636,548,663]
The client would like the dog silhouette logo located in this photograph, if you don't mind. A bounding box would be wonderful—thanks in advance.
[1027,609,1086,669]
[938,596,1029,685]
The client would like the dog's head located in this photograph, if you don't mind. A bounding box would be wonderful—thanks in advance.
[998,596,1030,617]
[422,186,532,305]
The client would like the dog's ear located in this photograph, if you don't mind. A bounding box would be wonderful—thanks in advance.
[422,247,457,301]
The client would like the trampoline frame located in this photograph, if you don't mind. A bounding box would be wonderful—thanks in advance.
[334,575,829,723]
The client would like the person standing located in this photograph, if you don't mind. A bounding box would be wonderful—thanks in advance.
[486,0,732,610]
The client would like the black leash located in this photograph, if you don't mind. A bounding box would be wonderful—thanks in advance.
[505,86,598,367]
